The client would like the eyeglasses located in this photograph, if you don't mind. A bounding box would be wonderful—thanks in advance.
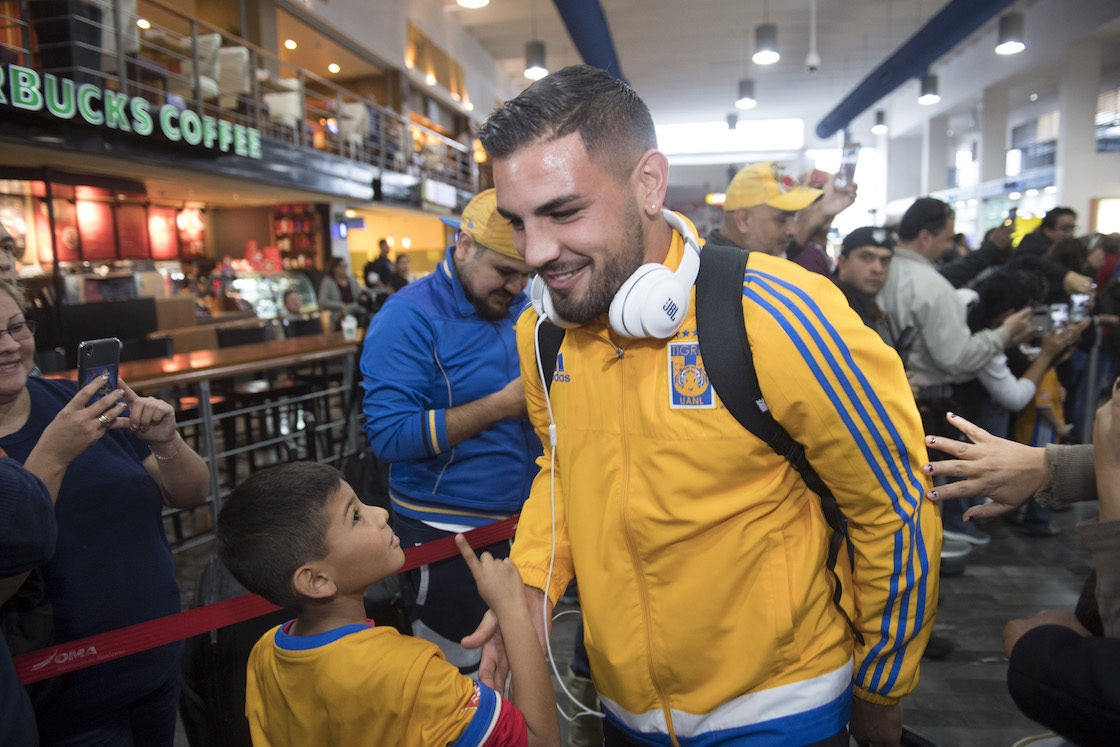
[0,320,37,341]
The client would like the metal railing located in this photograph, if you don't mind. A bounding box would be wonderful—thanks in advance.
[159,352,358,554]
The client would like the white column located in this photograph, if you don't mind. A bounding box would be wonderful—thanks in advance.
[1055,39,1101,220]
[978,82,1010,184]
[921,114,950,194]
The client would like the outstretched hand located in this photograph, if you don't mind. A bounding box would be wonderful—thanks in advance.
[455,533,527,616]
[923,412,1048,521]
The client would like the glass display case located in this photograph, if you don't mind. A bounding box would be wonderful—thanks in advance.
[226,270,317,319]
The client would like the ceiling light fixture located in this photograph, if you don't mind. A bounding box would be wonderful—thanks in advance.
[917,73,940,105]
[524,0,547,81]
[457,0,489,7]
[995,11,1025,55]
[735,78,757,110]
[871,110,888,135]
[284,39,297,50]
[727,112,738,130]
[328,63,340,74]
[136,18,150,29]
[753,23,779,65]
[524,41,548,80]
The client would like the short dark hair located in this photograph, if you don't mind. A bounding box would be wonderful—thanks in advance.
[967,268,1045,333]
[217,462,343,610]
[1040,207,1076,231]
[898,197,954,242]
[1043,237,1088,273]
[479,65,656,182]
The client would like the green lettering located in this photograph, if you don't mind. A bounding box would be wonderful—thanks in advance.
[159,105,181,141]
[233,124,248,156]
[103,90,130,131]
[180,110,202,145]
[201,114,218,148]
[43,74,75,118]
[217,119,234,152]
[10,65,43,111]
[77,84,103,124]
[247,128,262,159]
[130,97,152,135]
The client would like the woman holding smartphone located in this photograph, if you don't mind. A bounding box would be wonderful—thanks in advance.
[0,280,209,745]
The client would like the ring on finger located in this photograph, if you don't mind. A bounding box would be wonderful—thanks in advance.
[97,413,111,426]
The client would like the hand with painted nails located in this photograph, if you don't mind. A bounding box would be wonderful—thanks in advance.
[923,412,1049,521]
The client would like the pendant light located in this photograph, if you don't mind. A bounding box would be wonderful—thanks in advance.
[753,23,779,65]
[995,11,1025,55]
[918,73,940,106]
[871,110,888,135]
[735,78,757,110]
[524,0,547,80]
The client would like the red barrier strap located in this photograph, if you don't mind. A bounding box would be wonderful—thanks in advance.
[14,515,519,685]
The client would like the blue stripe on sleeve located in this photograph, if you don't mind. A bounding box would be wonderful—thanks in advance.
[743,269,930,694]
[449,682,499,747]
[745,270,931,691]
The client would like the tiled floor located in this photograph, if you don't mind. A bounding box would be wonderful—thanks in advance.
[172,499,1097,746]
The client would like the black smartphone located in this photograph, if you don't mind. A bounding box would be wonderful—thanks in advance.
[76,337,122,403]
[834,143,860,189]
[1070,293,1091,323]
[1049,303,1069,332]
[1003,207,1018,228]
[1030,304,1052,334]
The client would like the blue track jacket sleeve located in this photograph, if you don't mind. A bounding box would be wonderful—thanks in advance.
[360,298,450,462]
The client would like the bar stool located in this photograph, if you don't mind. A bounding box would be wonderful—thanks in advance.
[282,317,339,459]
[217,325,309,476]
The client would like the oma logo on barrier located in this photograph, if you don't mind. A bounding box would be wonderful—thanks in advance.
[32,645,99,670]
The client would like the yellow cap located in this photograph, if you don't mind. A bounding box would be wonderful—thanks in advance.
[440,189,520,260]
[723,162,822,212]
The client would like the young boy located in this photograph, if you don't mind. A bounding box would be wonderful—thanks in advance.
[217,462,560,747]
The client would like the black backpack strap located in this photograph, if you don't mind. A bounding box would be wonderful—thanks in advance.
[537,320,566,396]
[695,244,863,645]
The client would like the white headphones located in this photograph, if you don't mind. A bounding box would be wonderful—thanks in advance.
[529,209,702,339]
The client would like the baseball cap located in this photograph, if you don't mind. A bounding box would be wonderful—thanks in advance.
[897,197,952,241]
[841,226,895,256]
[439,189,520,260]
[723,162,822,212]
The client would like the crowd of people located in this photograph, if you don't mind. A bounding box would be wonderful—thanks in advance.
[3,63,1120,747]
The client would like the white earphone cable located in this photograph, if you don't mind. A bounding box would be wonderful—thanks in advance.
[533,314,604,723]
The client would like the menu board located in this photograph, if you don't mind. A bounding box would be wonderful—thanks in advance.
[116,204,151,259]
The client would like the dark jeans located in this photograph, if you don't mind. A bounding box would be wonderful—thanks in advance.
[37,670,179,747]
[394,513,512,673]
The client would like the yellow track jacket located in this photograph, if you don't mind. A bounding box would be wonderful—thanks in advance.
[511,217,940,746]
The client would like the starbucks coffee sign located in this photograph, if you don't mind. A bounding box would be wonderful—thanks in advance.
[1,63,263,159]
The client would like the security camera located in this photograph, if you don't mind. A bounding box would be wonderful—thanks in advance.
[805,50,821,73]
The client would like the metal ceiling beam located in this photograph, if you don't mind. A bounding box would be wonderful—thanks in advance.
[815,0,1016,139]
[551,0,624,80]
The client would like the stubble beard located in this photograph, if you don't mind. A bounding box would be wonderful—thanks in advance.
[547,202,646,325]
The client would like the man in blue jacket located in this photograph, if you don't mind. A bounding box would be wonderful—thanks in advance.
[360,189,537,674]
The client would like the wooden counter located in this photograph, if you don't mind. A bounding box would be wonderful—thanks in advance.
[53,332,359,392]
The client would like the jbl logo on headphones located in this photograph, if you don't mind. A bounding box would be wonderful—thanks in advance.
[662,298,680,321]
